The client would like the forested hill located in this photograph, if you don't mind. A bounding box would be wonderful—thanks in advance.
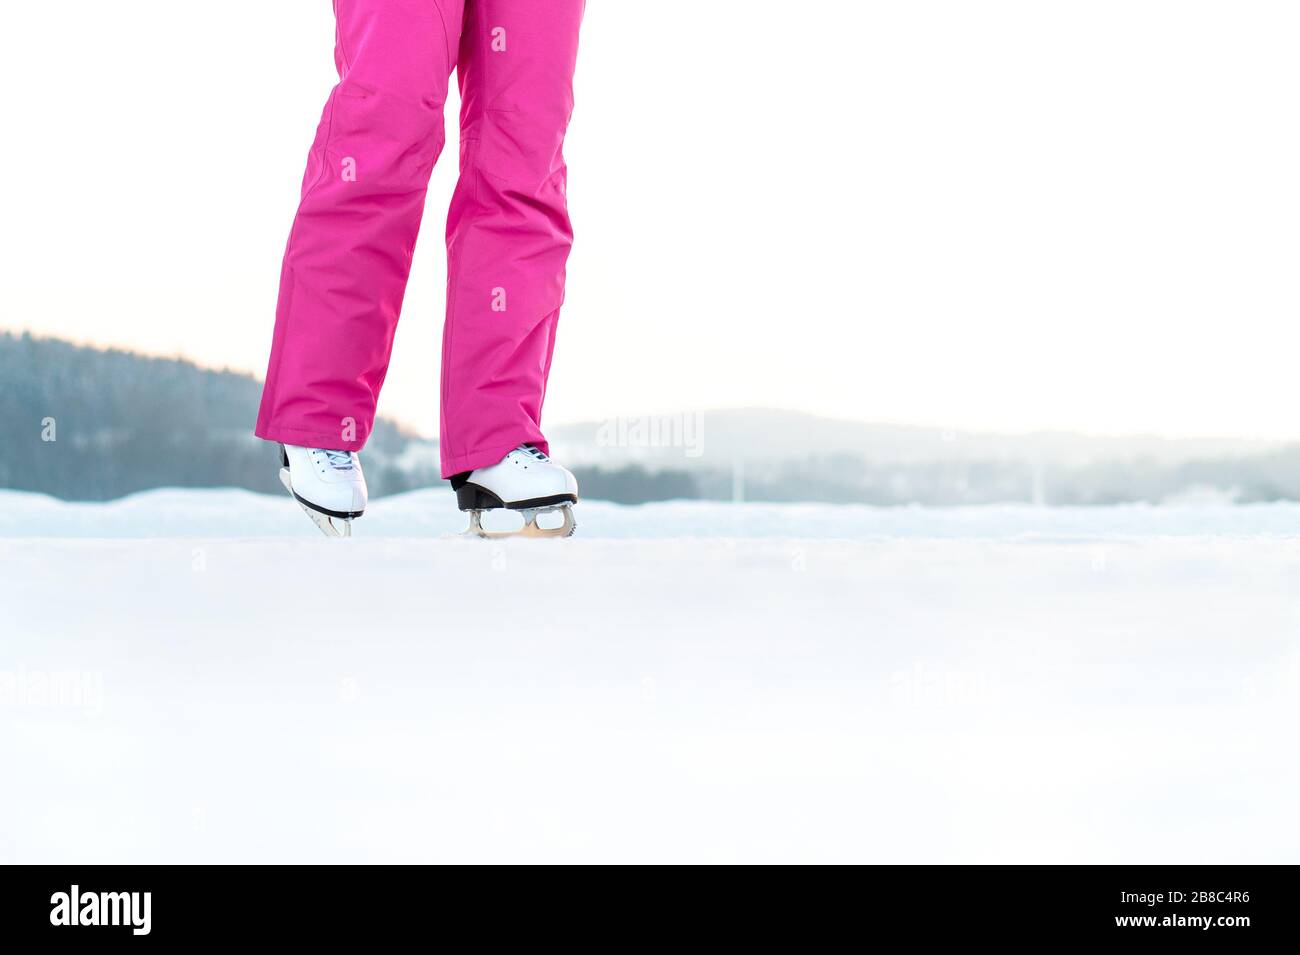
[0,331,434,501]
[7,330,1300,506]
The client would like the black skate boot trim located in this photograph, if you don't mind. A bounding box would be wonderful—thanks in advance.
[288,487,364,521]
[505,492,578,510]
[448,471,472,491]
[456,482,578,511]
[456,482,506,511]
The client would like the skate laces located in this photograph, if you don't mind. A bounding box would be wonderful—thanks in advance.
[316,449,354,470]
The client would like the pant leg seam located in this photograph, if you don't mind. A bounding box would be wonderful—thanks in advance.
[264,86,340,429]
[432,0,453,71]
[332,0,352,73]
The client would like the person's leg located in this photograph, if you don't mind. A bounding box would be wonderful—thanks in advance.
[439,0,585,477]
[257,1,467,452]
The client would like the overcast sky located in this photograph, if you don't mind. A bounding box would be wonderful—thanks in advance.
[4,2,1299,440]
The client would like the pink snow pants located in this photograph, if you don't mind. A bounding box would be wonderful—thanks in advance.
[255,0,584,477]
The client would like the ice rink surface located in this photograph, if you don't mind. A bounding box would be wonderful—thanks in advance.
[3,489,1299,863]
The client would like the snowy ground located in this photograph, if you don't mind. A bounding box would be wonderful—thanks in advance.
[3,488,1299,863]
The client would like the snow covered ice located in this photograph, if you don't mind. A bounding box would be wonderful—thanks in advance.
[3,488,1299,863]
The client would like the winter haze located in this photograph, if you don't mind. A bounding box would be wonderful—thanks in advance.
[7,333,1300,506]
[3,2,1300,441]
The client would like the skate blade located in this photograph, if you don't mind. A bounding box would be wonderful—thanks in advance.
[463,504,576,540]
[280,468,353,539]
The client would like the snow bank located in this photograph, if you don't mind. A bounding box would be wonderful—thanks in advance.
[8,486,1300,539]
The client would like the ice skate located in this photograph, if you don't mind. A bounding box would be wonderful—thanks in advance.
[278,444,367,538]
[454,444,578,539]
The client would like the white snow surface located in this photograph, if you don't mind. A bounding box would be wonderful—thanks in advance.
[3,488,1299,863]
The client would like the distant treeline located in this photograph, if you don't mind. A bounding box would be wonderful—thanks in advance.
[5,331,1300,505]
[693,453,1300,506]
[0,331,699,503]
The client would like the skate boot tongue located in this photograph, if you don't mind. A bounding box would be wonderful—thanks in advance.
[318,449,354,470]
[517,444,548,462]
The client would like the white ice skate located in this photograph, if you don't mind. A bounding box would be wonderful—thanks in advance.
[454,444,578,539]
[278,444,367,538]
